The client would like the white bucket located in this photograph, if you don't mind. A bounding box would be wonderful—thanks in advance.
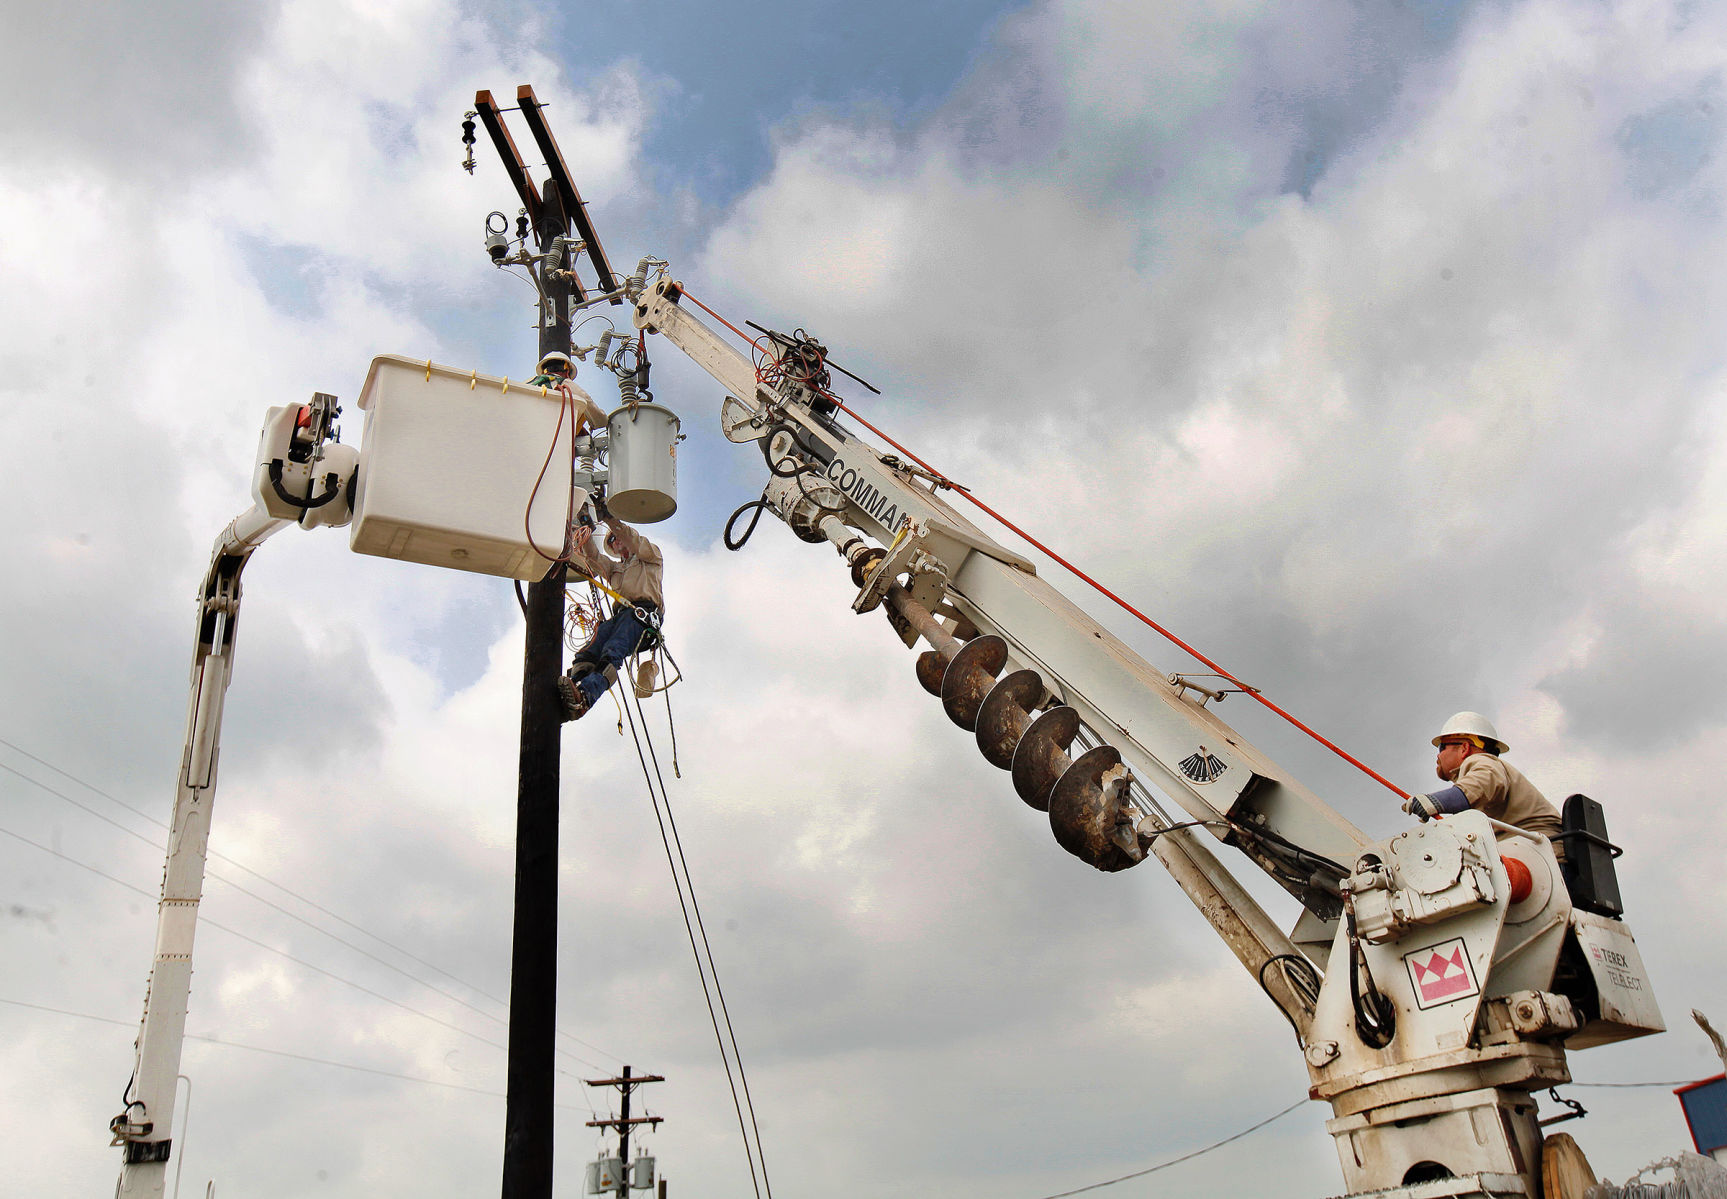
[350,355,583,580]
[606,402,680,523]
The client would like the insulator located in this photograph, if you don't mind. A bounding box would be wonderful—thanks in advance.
[915,650,946,697]
[516,212,529,241]
[1011,706,1079,811]
[1048,746,1142,872]
[461,117,476,145]
[940,635,1007,731]
[596,331,615,366]
[975,669,1046,770]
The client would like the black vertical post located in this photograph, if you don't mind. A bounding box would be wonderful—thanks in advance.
[618,1065,633,1170]
[500,176,573,1199]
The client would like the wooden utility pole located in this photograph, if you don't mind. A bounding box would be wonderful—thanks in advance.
[586,1066,666,1194]
[472,83,617,1199]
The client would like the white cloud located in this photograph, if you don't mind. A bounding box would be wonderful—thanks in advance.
[8,1,1727,1198]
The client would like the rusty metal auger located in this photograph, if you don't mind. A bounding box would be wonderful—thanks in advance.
[889,589,1145,874]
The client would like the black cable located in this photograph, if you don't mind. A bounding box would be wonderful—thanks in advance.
[1345,901,1396,1049]
[1226,816,1350,880]
[0,755,623,1066]
[760,420,825,477]
[0,821,608,1075]
[725,495,771,551]
[2,997,596,1112]
[766,452,805,478]
[1258,953,1322,1046]
[515,578,529,617]
[617,693,767,1199]
[629,687,773,1199]
[1026,1098,1306,1199]
[4,742,509,1005]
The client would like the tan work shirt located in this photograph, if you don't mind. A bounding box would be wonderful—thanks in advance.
[576,520,665,611]
[567,385,607,436]
[1452,754,1562,839]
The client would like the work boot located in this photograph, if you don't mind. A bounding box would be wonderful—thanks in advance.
[556,674,592,722]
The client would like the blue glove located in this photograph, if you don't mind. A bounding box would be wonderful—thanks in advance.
[1403,786,1469,821]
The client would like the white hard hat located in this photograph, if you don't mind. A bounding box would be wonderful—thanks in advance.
[1432,711,1508,755]
[538,351,575,376]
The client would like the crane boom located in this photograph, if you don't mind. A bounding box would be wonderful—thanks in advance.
[635,278,1365,893]
[627,268,1665,1198]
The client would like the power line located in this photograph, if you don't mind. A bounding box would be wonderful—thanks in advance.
[0,737,623,1069]
[1025,1099,1306,1199]
[632,686,772,1196]
[620,683,772,1199]
[0,821,604,1081]
[0,995,588,1109]
[1014,1074,1712,1199]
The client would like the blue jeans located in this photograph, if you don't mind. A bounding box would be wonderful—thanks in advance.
[572,605,654,706]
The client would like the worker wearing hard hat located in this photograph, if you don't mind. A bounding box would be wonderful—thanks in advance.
[529,351,608,435]
[558,506,665,722]
[1403,712,1563,840]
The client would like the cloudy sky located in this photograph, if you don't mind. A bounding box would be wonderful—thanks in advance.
[4,1,1727,1195]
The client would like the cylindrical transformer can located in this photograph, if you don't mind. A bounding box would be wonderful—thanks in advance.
[606,403,680,523]
[591,1156,625,1193]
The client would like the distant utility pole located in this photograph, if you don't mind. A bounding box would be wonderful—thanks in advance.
[587,1066,666,1194]
[472,83,623,1199]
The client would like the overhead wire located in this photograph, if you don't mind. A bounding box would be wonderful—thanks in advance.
[629,685,765,1187]
[1024,1098,1306,1199]
[676,288,1409,801]
[616,683,771,1199]
[2,737,510,998]
[0,820,601,1083]
[0,997,590,1110]
[0,741,624,1071]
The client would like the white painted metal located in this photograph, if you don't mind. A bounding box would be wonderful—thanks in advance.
[1567,909,1665,1048]
[589,1156,626,1194]
[350,354,580,579]
[605,402,680,523]
[250,400,360,529]
[632,278,1369,881]
[628,268,1667,1196]
[115,505,290,1199]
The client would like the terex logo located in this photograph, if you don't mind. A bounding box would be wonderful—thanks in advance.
[1403,937,1479,1009]
[826,456,901,531]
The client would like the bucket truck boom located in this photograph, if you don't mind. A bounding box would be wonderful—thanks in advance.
[111,393,359,1198]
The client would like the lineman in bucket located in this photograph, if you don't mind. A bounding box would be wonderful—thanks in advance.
[1403,711,1562,840]
[559,501,665,721]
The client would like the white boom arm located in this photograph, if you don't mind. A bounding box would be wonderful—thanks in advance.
[628,271,1665,1198]
[113,395,358,1198]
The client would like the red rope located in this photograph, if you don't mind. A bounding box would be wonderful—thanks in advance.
[678,290,1410,799]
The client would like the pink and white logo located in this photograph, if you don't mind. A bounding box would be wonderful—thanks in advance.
[1404,938,1479,1009]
